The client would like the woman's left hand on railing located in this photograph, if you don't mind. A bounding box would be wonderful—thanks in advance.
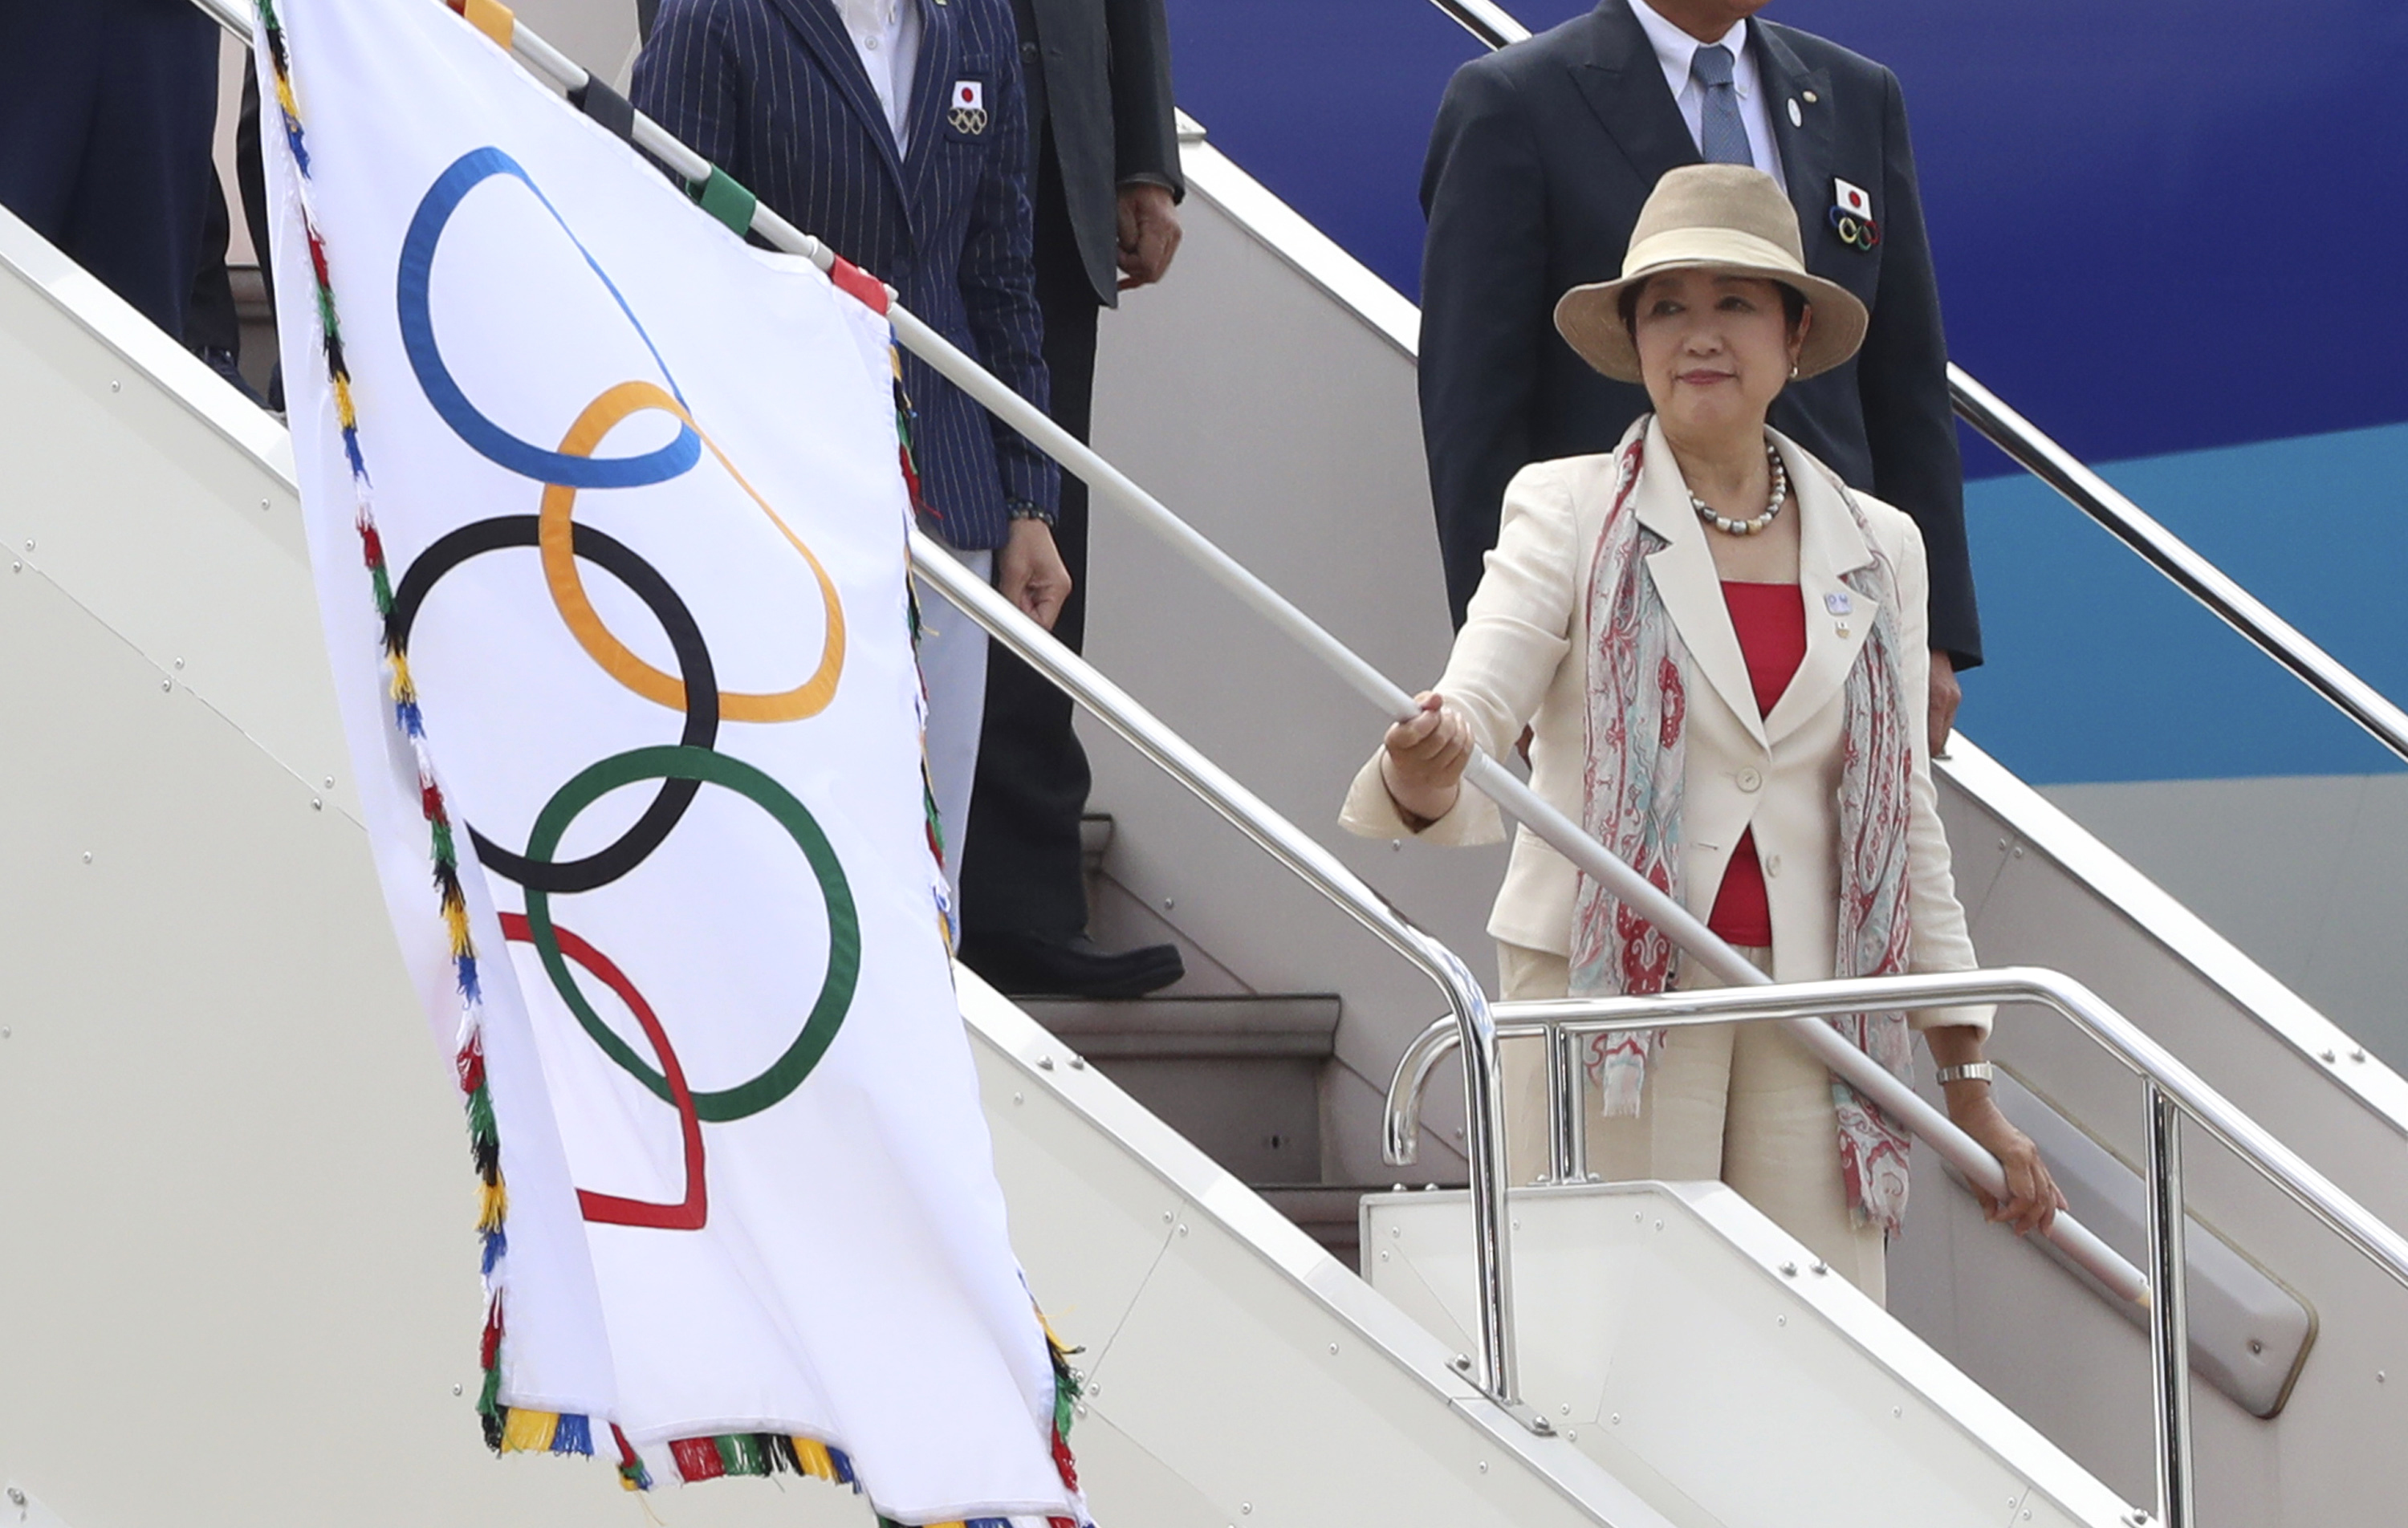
[1946,1090,2067,1237]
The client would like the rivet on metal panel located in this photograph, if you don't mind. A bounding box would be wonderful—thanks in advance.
[2011,846,2025,858]
[1240,1503,1252,1514]
[1075,1403,1087,1418]
[1068,1055,1085,1069]
[1610,1413,1620,1425]
[161,677,173,692]
[1037,1055,1055,1071]
[1558,1404,1570,1416]
[454,1384,463,1396]
[1811,1259,1829,1276]
[260,498,271,512]
[1566,1430,1578,1441]
[22,538,32,551]
[2378,1370,2387,1384]
[1779,1262,1797,1277]
[1450,1354,1471,1372]
[1422,1183,1438,1192]
[2321,1049,2337,1063]
[1011,1092,1023,1105]
[1892,1405,1902,1418]
[1777,1315,1787,1327]
[1176,1224,1189,1236]
[110,380,121,392]
[1477,1461,1488,1474]
[311,798,323,811]
[9,561,17,572]
[324,776,336,790]
[1653,1219,1664,1231]
[1390,1226,1401,1240]
[82,851,92,864]
[1996,838,2009,851]
[2248,1339,2264,1355]
[2352,1048,2367,1063]
[174,658,185,669]
[1328,1343,1338,1355]
[7,1487,24,1506]
[1378,1250,1389,1262]
[1163,1210,1174,1224]
[1162,896,1176,911]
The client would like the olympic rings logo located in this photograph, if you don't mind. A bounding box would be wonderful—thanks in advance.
[1828,205,1881,252]
[391,148,858,1232]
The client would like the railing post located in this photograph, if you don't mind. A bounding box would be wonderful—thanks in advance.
[1541,1022,1575,1185]
[1432,934,1523,1405]
[2142,1081,2195,1528]
[1555,1023,1588,1185]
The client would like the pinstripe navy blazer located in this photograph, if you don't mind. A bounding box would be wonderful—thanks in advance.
[636,0,1056,551]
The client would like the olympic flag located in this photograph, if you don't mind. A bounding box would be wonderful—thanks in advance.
[255,2,1084,1520]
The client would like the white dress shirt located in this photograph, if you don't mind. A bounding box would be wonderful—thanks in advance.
[839,0,921,153]
[1629,0,1788,194]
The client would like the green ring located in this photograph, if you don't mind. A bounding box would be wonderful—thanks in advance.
[520,743,858,1123]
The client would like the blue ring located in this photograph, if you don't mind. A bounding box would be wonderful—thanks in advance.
[397,147,701,489]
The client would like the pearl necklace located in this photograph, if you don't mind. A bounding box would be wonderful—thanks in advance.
[1691,441,1788,536]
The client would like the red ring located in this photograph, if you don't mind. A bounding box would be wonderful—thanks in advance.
[502,912,707,1229]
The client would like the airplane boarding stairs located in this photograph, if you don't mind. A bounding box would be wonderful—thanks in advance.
[4,63,2408,1528]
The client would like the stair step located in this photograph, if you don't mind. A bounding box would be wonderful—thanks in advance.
[1015,994,1339,1059]
[1254,1185,1386,1274]
[1019,994,1338,1183]
[1080,812,1112,875]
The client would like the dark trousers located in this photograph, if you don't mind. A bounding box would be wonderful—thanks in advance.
[958,147,1100,939]
[0,0,219,340]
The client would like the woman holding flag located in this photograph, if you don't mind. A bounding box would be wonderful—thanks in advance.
[1342,166,2061,1302]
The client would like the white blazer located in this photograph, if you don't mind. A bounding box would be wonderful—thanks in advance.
[1344,418,1990,1034]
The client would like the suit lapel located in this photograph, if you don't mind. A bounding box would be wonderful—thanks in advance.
[1571,0,1700,193]
[902,0,954,201]
[1752,22,1836,274]
[1635,421,1766,749]
[763,0,909,195]
[1761,432,1878,743]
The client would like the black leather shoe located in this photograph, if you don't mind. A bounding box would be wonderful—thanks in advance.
[958,929,1185,999]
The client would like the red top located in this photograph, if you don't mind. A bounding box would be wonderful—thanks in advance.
[1706,582,1807,946]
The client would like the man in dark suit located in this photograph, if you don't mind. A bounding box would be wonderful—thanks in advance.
[0,0,219,343]
[956,0,1186,998]
[635,0,1072,892]
[1420,0,1977,751]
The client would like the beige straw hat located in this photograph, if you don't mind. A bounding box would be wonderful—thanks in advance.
[1553,164,1869,384]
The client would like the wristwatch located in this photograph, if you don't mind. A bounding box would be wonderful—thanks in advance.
[1934,1061,1996,1087]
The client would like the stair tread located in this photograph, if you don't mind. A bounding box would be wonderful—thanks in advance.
[1017,994,1339,1058]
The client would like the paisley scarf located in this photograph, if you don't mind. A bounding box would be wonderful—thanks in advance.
[1565,425,1918,1233]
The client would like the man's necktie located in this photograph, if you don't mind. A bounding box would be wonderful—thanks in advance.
[1690,44,1755,168]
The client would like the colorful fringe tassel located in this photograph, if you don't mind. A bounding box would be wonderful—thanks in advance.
[668,1432,860,1488]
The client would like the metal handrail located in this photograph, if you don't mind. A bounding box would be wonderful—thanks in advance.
[1429,0,2408,769]
[1947,371,2408,762]
[1385,964,2408,1528]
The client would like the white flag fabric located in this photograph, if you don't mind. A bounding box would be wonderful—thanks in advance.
[254,2,1083,1520]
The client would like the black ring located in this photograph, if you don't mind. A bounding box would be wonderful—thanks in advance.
[387,515,719,893]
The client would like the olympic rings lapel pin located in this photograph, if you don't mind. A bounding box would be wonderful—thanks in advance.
[1830,177,1879,252]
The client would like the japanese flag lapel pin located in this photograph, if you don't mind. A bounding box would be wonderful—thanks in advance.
[948,79,988,135]
[1828,177,1879,252]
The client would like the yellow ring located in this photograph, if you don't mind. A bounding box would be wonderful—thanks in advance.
[539,380,846,723]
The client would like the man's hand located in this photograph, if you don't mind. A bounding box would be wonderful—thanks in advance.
[1116,182,1182,290]
[1928,648,1962,758]
[997,517,1072,631]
